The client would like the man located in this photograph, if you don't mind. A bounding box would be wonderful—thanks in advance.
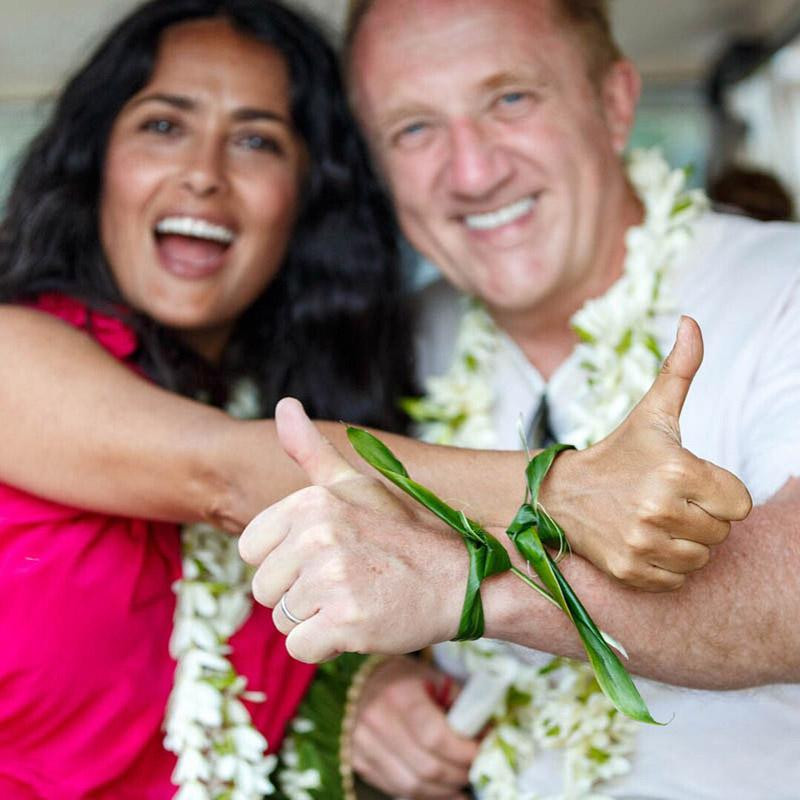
[241,0,800,797]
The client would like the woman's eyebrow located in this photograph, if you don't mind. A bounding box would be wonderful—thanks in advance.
[231,107,291,126]
[127,92,195,110]
[127,93,290,126]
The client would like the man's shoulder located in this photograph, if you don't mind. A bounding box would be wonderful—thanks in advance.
[692,211,800,281]
[680,211,800,321]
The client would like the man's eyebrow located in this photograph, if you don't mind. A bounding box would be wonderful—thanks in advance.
[374,103,432,132]
[127,93,291,125]
[479,71,548,92]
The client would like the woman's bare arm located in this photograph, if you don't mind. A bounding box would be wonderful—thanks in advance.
[0,307,299,529]
[0,306,522,532]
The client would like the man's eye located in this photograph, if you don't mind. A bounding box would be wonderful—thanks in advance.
[493,90,535,118]
[392,121,431,147]
[402,121,428,136]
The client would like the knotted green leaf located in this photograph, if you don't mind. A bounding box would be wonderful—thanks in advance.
[347,427,511,640]
[509,444,661,724]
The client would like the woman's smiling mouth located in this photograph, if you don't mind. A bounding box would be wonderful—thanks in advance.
[154,215,236,278]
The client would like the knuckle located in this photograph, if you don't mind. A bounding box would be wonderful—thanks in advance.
[663,456,690,482]
[418,723,444,750]
[251,574,273,607]
[358,703,383,729]
[323,554,353,587]
[303,522,336,550]
[623,527,654,555]
[610,555,640,584]
[666,574,686,591]
[736,491,753,520]
[238,531,260,564]
[416,757,444,782]
[712,521,732,544]
[638,491,674,525]
[383,682,409,706]
[300,484,337,511]
[691,547,711,570]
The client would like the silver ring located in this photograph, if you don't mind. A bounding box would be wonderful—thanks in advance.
[280,593,306,625]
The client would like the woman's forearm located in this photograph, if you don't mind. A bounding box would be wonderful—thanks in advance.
[0,307,303,528]
[0,307,512,531]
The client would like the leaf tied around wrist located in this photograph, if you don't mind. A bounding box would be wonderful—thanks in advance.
[347,431,661,724]
[346,427,510,640]
[507,443,661,725]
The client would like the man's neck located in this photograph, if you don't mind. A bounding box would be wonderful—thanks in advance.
[492,183,644,381]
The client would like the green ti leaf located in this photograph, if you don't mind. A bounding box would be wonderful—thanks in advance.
[508,444,661,724]
[347,427,511,640]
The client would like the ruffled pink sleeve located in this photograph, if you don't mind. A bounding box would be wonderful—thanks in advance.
[31,293,138,360]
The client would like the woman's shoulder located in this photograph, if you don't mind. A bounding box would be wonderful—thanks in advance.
[27,293,138,360]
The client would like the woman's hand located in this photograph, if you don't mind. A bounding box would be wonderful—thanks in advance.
[351,656,477,799]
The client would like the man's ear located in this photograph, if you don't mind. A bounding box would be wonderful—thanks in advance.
[600,59,641,154]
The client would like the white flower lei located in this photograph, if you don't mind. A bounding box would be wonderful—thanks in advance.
[164,379,279,800]
[409,150,708,799]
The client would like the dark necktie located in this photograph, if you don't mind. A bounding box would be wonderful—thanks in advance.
[527,393,556,450]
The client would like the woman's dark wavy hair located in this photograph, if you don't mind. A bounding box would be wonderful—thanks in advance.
[0,0,413,430]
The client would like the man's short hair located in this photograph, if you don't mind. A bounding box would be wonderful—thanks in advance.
[345,0,623,79]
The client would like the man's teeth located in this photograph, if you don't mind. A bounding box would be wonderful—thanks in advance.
[464,197,535,231]
[155,217,235,244]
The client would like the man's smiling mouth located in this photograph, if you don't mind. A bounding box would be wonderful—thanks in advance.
[464,196,536,231]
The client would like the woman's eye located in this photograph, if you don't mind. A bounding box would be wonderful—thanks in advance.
[142,118,179,136]
[237,133,283,154]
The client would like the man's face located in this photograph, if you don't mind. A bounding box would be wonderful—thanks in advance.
[350,0,640,324]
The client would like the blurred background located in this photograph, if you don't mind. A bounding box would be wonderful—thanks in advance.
[3,0,800,219]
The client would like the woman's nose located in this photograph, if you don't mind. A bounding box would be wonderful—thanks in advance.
[180,139,228,198]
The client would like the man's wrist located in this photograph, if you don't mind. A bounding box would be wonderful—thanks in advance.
[536,446,589,553]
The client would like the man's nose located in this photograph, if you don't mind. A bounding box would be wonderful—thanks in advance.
[180,139,228,198]
[446,117,512,198]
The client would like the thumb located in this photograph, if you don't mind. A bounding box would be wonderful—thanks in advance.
[639,315,704,422]
[275,397,358,486]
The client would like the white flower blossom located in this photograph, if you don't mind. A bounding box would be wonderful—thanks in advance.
[278,734,322,800]
[174,780,211,800]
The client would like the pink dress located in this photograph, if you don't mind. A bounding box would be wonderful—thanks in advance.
[0,295,315,799]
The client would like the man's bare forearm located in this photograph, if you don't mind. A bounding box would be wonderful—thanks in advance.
[483,479,800,689]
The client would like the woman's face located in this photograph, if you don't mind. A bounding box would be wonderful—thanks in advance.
[100,18,306,361]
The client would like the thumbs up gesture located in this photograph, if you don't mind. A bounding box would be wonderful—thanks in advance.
[239,398,468,662]
[545,316,752,591]
[239,317,753,663]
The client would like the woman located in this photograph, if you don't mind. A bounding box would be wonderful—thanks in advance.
[0,1,417,796]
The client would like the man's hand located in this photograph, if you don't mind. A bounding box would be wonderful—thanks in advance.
[351,656,477,799]
[239,398,467,662]
[545,316,752,591]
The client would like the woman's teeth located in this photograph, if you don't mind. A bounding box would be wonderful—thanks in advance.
[155,216,235,244]
[464,196,535,231]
